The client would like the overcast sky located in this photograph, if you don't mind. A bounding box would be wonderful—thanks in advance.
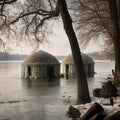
[3,23,104,56]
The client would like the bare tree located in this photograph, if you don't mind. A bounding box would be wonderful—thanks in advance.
[71,0,114,58]
[108,0,120,85]
[0,0,91,104]
[0,0,17,49]
[71,0,120,85]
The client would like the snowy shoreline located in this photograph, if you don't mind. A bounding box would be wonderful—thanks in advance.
[73,97,120,117]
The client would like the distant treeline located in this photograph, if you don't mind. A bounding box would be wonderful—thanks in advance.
[0,52,28,61]
[0,52,65,61]
[87,51,109,60]
[0,51,110,61]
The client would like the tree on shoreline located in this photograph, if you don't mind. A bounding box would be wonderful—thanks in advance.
[108,0,120,85]
[71,0,114,59]
[71,0,120,86]
[0,0,91,104]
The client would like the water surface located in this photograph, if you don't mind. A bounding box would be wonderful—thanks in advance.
[0,61,114,120]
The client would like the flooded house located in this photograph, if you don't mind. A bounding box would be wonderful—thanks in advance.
[61,53,94,77]
[21,50,60,79]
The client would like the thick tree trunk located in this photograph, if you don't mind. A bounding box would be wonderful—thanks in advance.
[57,0,91,104]
[116,0,120,27]
[108,0,120,85]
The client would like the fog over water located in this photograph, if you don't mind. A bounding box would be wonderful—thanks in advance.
[0,60,114,120]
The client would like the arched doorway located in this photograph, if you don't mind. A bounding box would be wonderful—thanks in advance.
[47,66,54,78]
[28,66,31,77]
[88,64,91,74]
[65,64,69,79]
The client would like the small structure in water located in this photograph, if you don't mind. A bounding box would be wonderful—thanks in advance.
[61,53,94,77]
[21,50,60,79]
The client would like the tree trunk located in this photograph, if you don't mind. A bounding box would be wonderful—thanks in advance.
[108,0,120,85]
[57,0,91,104]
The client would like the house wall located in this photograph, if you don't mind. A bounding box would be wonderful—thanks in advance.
[22,64,60,79]
[61,63,94,76]
[54,65,60,77]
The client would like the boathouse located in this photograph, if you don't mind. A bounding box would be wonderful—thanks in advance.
[61,53,94,76]
[21,50,60,79]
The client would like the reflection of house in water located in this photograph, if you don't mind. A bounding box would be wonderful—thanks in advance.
[22,78,60,89]
[21,50,60,79]
[61,53,94,77]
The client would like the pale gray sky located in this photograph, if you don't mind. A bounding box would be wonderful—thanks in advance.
[4,23,104,55]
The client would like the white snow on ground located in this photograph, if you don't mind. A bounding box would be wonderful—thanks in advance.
[73,97,120,116]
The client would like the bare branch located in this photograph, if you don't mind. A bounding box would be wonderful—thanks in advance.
[0,0,59,50]
[48,0,53,10]
[71,0,112,51]
[0,38,6,51]
[0,0,17,5]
